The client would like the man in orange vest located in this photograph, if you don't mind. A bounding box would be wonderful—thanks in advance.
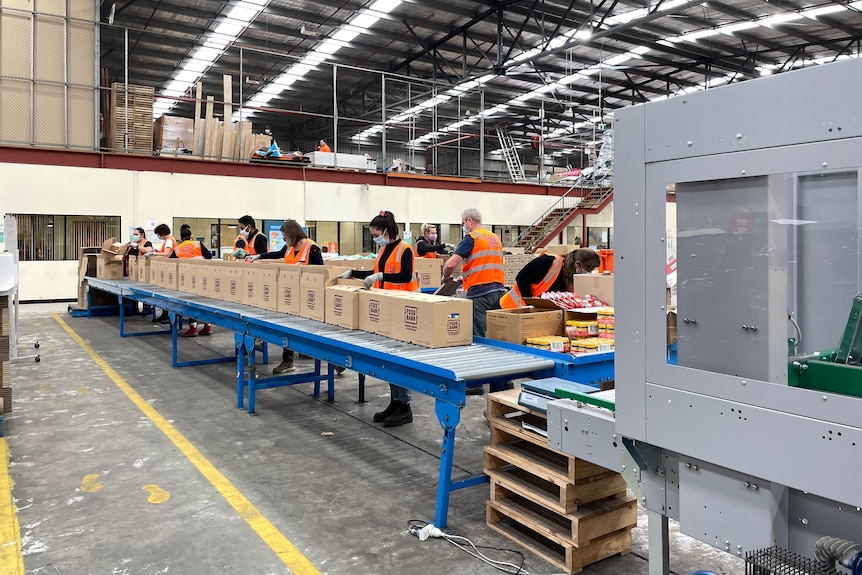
[443,208,506,395]
[233,215,267,259]
[500,249,600,309]
[318,139,331,153]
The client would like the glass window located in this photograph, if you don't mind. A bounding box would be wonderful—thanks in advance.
[667,169,862,387]
[10,214,120,261]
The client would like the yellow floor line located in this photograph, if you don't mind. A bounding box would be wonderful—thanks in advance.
[54,314,321,575]
[0,438,25,575]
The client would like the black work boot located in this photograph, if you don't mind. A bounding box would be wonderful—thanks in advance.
[384,402,413,427]
[373,400,398,423]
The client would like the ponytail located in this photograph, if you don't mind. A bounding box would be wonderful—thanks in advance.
[369,210,399,240]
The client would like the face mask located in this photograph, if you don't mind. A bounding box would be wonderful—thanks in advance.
[373,235,387,247]
[462,225,468,235]
[429,233,438,241]
[132,235,140,241]
[239,228,249,238]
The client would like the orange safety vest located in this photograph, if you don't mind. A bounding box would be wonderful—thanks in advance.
[461,228,504,292]
[500,254,563,309]
[418,239,438,259]
[318,143,331,152]
[284,238,317,265]
[374,240,419,291]
[158,235,177,254]
[233,230,261,255]
[175,239,204,259]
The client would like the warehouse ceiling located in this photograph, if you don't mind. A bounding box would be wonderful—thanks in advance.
[99,0,862,160]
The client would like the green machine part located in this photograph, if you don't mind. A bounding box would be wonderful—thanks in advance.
[554,388,616,412]
[789,294,862,399]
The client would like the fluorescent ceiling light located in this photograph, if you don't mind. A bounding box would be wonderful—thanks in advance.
[227,6,257,21]
[574,29,592,39]
[803,4,846,17]
[720,21,759,34]
[629,45,651,55]
[603,53,631,66]
[332,29,360,42]
[182,60,208,73]
[759,12,804,26]
[678,29,719,42]
[191,47,221,62]
[369,0,401,12]
[350,14,379,29]
[173,70,199,84]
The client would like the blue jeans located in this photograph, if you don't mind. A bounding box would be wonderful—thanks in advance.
[469,290,503,337]
[391,384,412,404]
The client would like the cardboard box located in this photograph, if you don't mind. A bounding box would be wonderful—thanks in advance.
[358,289,395,337]
[543,244,579,256]
[100,237,129,262]
[177,261,192,293]
[390,293,473,348]
[208,262,230,301]
[323,259,376,273]
[299,267,335,321]
[96,259,124,280]
[414,258,443,289]
[197,261,222,298]
[221,262,245,303]
[572,274,614,306]
[151,259,179,290]
[486,305,565,345]
[128,256,151,283]
[275,265,302,315]
[242,265,278,311]
[325,283,365,329]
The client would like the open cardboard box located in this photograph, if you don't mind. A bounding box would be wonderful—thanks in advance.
[100,237,129,263]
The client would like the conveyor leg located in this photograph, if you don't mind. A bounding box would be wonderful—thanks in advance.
[648,509,670,575]
[357,374,366,403]
[235,332,247,410]
[326,364,335,402]
[312,359,322,398]
[119,295,125,334]
[171,313,179,368]
[243,335,258,414]
[433,400,462,529]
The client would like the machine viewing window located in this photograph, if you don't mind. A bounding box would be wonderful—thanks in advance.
[666,170,862,393]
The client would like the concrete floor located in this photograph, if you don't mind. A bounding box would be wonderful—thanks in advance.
[4,303,746,575]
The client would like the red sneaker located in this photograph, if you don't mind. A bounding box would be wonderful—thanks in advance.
[199,324,212,336]
[180,326,198,337]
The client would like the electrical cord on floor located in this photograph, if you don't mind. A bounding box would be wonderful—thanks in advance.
[407,519,529,574]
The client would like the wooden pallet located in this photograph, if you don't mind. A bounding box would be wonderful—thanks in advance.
[489,484,636,546]
[487,500,631,574]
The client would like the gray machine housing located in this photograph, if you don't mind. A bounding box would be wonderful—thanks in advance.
[551,57,862,561]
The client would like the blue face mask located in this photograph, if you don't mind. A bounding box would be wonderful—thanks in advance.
[462,225,468,235]
[373,235,387,247]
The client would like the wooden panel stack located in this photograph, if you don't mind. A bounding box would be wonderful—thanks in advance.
[109,82,154,153]
[485,389,636,574]
[0,296,11,414]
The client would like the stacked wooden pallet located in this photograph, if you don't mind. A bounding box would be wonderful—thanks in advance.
[485,389,636,574]
[0,296,11,414]
[109,82,154,153]
[503,253,538,287]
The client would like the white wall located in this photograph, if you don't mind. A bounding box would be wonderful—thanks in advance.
[2,162,574,300]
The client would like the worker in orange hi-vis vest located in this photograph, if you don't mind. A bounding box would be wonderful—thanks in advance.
[255,219,331,376]
[500,249,600,309]
[318,139,331,152]
[144,222,178,324]
[363,210,418,428]
[175,225,214,337]
[443,208,506,395]
[415,223,454,259]
[232,215,267,259]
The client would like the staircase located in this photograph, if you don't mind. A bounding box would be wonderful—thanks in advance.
[512,186,614,251]
[495,127,525,182]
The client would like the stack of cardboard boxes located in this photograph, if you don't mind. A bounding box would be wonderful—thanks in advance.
[75,238,130,310]
[143,260,473,349]
[0,296,11,413]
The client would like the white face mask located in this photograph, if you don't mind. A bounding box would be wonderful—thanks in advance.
[373,234,388,247]
[239,227,250,238]
[132,235,140,241]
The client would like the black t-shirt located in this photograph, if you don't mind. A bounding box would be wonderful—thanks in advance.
[127,240,153,257]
